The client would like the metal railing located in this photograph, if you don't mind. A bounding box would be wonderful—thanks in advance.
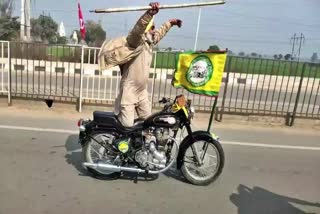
[80,47,120,109]
[292,63,320,121]
[9,42,82,102]
[0,41,319,125]
[219,57,320,125]
[0,41,10,104]
[78,47,159,112]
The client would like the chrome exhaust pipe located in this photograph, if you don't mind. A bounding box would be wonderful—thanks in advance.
[83,162,147,174]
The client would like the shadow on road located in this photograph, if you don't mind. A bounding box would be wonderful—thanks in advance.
[162,164,189,184]
[64,134,187,184]
[230,184,320,214]
[65,134,87,175]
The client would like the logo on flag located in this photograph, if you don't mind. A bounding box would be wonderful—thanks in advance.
[173,51,227,96]
[186,55,213,87]
[78,3,86,40]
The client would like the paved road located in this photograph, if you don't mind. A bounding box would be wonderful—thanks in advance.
[0,107,319,214]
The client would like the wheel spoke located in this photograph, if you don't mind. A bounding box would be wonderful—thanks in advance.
[202,164,217,169]
[184,160,197,164]
[91,145,103,159]
[183,140,221,181]
[207,155,217,159]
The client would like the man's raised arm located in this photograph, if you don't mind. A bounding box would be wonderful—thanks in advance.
[126,2,160,48]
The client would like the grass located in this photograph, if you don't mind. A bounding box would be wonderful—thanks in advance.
[151,52,320,78]
[228,57,320,78]
[25,46,320,78]
[151,52,176,69]
[47,46,74,58]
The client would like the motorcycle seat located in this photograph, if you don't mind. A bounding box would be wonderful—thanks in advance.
[93,111,144,133]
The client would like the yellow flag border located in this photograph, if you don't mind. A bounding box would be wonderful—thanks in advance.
[173,50,228,97]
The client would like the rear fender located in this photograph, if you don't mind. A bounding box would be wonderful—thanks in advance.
[176,131,219,169]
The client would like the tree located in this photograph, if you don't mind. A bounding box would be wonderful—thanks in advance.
[0,0,19,40]
[153,46,160,51]
[0,16,19,40]
[284,54,292,60]
[85,20,106,47]
[251,52,258,57]
[273,54,278,59]
[278,54,283,60]
[31,15,58,42]
[311,53,318,63]
[238,51,245,56]
[207,45,220,52]
[0,0,13,17]
[56,36,67,44]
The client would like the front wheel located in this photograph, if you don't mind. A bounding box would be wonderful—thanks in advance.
[180,135,225,186]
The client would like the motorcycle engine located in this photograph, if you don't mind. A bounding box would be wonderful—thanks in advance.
[135,128,170,170]
[155,128,170,146]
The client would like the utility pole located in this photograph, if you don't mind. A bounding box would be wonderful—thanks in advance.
[290,33,296,59]
[25,0,31,41]
[20,0,31,41]
[194,7,202,51]
[290,33,305,61]
[297,33,305,61]
[20,0,25,40]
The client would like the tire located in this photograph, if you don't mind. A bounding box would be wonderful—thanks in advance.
[180,135,225,186]
[82,134,120,179]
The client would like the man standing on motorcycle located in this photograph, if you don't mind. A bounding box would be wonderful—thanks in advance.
[113,2,182,127]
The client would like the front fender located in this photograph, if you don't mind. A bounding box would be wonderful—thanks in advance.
[176,131,219,169]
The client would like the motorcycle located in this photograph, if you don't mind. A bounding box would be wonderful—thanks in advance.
[77,94,224,185]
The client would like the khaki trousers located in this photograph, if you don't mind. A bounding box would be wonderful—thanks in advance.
[115,97,151,127]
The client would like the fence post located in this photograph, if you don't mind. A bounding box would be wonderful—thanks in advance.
[78,46,84,112]
[217,56,232,122]
[8,41,12,106]
[289,62,306,126]
[150,51,158,110]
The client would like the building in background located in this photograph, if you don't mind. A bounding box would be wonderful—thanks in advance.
[58,22,66,37]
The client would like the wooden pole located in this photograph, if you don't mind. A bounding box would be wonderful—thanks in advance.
[90,1,226,13]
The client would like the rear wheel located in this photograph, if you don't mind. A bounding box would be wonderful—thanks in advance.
[180,135,224,186]
[83,133,120,178]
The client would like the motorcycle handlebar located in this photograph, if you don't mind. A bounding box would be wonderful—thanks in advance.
[159,97,171,104]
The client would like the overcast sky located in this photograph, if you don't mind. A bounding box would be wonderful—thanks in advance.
[13,0,320,58]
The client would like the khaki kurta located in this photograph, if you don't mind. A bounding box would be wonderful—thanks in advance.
[112,12,172,127]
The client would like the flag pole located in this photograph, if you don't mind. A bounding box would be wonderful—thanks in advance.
[207,96,218,132]
[90,1,225,13]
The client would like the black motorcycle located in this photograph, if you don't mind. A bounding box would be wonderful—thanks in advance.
[77,95,224,185]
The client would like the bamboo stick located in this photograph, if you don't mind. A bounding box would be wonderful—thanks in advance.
[90,1,226,13]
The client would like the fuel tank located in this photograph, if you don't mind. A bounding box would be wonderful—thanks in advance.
[144,112,179,128]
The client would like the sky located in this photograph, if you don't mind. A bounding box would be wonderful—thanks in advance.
[12,0,320,59]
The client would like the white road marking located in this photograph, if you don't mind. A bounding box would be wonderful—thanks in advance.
[0,124,319,151]
[0,125,78,134]
[222,141,320,151]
